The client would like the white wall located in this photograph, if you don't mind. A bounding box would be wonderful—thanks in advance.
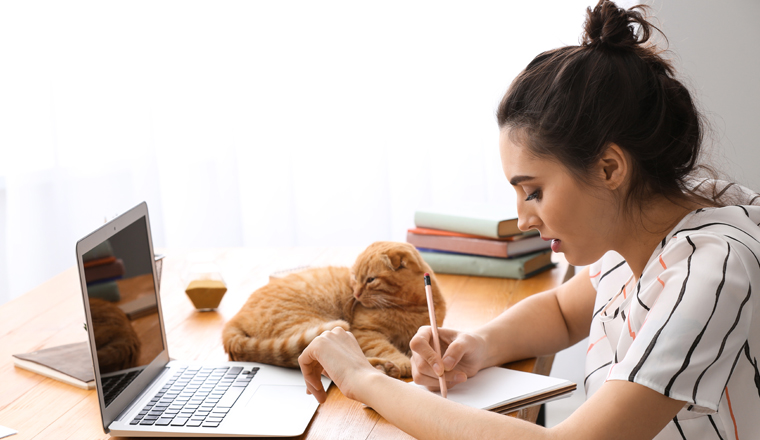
[0,1,599,304]
[650,0,760,191]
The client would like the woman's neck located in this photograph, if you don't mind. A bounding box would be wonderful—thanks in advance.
[614,196,705,279]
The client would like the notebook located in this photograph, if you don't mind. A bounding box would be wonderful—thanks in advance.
[419,366,576,415]
[12,342,95,389]
[76,202,330,437]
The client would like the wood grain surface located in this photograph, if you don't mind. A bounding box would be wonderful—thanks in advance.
[0,247,569,439]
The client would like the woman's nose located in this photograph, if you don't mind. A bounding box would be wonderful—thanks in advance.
[516,202,540,232]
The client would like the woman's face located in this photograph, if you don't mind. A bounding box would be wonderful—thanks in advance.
[499,129,619,266]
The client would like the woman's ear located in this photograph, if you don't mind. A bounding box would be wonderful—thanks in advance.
[596,143,629,191]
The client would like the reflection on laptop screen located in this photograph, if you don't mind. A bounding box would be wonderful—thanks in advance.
[83,216,164,407]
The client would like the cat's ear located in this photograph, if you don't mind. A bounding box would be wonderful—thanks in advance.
[383,244,422,272]
[380,253,402,271]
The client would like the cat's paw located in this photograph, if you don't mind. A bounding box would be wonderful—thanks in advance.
[368,358,401,378]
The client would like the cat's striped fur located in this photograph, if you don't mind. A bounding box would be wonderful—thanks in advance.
[222,241,445,378]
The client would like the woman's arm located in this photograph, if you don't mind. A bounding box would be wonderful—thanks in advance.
[475,265,598,366]
[359,370,685,440]
[299,327,685,440]
[411,266,598,388]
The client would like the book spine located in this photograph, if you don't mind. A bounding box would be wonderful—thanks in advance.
[414,211,502,239]
[507,236,552,255]
[408,232,550,258]
[408,232,511,258]
[418,250,537,279]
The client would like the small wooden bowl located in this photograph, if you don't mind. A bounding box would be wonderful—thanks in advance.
[185,279,227,311]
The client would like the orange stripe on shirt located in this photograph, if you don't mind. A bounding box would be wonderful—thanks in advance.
[590,270,601,278]
[657,276,665,287]
[606,363,617,380]
[659,255,667,269]
[587,335,607,354]
[627,305,635,340]
[726,387,739,440]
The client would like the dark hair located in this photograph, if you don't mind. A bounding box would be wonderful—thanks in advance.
[497,0,715,211]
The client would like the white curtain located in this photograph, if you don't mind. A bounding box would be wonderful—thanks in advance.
[0,0,598,304]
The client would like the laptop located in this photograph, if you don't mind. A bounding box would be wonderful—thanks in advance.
[75,201,330,437]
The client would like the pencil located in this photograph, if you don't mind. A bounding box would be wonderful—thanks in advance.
[424,273,447,398]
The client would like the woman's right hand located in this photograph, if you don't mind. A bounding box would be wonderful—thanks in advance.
[409,326,488,390]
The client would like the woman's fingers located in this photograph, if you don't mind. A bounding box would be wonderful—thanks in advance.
[410,327,488,391]
[440,336,471,372]
[299,326,377,403]
[410,327,444,376]
[410,326,472,390]
[298,343,328,403]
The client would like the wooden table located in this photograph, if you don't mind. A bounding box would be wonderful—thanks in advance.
[0,247,569,439]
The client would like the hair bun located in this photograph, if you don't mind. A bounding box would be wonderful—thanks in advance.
[582,1,652,51]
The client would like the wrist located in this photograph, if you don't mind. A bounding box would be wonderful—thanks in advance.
[350,368,391,405]
[471,327,501,368]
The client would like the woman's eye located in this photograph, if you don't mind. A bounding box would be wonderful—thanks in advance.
[366,277,375,283]
[525,189,541,201]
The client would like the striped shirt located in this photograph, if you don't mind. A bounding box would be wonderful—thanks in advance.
[586,206,760,440]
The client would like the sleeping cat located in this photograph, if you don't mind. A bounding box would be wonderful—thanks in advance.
[222,241,446,378]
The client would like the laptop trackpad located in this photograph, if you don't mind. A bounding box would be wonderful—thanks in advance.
[245,385,316,425]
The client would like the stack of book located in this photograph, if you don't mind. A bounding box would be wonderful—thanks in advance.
[409,206,554,279]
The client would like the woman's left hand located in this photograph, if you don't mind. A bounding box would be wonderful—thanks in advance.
[298,326,380,403]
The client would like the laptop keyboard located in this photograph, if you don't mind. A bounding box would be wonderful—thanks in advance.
[129,365,258,428]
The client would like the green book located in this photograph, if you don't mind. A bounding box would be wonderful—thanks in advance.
[418,249,554,279]
[414,204,522,238]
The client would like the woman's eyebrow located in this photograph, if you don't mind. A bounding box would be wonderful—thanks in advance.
[509,175,534,186]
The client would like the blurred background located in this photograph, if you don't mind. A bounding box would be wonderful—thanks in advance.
[2,0,758,305]
[5,0,757,307]
[0,0,594,303]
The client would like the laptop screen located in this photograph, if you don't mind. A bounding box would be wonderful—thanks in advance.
[82,215,165,407]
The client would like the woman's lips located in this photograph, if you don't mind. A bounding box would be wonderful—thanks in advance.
[541,236,562,252]
[550,239,561,252]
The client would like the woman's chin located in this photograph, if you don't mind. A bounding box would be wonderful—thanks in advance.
[562,247,607,268]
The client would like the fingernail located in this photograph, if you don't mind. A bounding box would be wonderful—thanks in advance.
[433,362,443,376]
[455,372,467,383]
[443,356,456,370]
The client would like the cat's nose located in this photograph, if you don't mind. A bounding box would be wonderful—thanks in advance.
[353,289,363,299]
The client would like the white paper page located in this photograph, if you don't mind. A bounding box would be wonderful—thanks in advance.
[0,425,17,438]
[419,366,575,410]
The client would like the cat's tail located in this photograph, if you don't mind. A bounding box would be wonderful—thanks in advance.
[222,319,351,368]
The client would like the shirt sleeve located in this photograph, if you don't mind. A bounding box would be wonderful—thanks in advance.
[606,232,754,412]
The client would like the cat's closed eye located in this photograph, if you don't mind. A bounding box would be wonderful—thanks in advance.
[366,277,375,283]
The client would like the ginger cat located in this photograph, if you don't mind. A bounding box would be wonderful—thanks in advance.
[222,241,446,378]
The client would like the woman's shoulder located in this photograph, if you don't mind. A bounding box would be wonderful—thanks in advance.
[589,205,760,291]
[676,204,760,235]
[648,205,760,293]
[665,205,760,258]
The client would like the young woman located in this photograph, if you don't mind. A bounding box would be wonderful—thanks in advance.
[298,2,760,439]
